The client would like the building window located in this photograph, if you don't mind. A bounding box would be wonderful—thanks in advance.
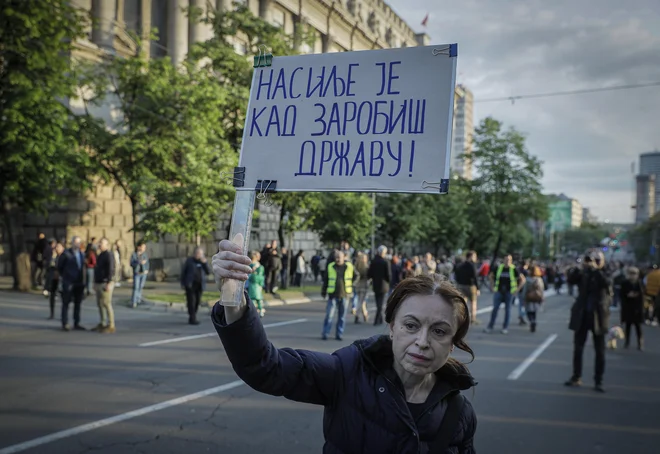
[347,0,357,15]
[367,11,376,32]
[150,0,168,57]
[271,8,285,28]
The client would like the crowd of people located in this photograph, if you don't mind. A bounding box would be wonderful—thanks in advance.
[29,232,213,331]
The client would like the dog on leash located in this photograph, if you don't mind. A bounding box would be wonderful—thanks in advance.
[606,325,625,349]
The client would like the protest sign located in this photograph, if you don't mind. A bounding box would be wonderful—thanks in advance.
[238,44,457,194]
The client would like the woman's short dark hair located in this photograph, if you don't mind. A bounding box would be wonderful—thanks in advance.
[385,275,474,367]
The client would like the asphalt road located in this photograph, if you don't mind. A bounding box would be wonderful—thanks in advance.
[0,288,659,454]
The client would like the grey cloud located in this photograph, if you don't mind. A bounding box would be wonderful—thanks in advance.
[388,0,660,221]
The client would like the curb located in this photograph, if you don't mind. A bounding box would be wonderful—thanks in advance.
[124,294,325,311]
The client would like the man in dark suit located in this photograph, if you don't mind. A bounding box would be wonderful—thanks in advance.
[368,245,392,326]
[57,236,86,331]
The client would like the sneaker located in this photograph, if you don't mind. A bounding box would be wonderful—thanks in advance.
[101,326,116,334]
[501,329,509,334]
[518,317,527,326]
[188,319,201,325]
[62,324,71,332]
[471,319,481,325]
[73,324,86,331]
[483,328,492,334]
[321,334,328,341]
[43,290,49,297]
[336,335,343,341]
[530,323,536,333]
[652,320,659,327]
[594,383,605,393]
[259,309,266,317]
[91,323,105,332]
[564,378,582,387]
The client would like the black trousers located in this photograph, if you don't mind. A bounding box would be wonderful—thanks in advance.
[185,283,203,321]
[624,322,643,347]
[572,325,605,384]
[374,293,385,325]
[49,278,59,316]
[61,284,84,327]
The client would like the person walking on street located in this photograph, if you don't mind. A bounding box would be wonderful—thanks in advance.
[565,250,611,392]
[57,236,86,331]
[248,251,266,317]
[47,242,65,319]
[522,266,545,333]
[620,267,644,350]
[421,253,437,275]
[642,264,660,326]
[280,247,289,290]
[31,232,48,288]
[485,255,521,334]
[113,240,123,287]
[455,251,480,325]
[42,239,56,297]
[321,251,358,340]
[93,238,116,333]
[294,250,306,287]
[130,242,150,308]
[211,239,478,454]
[437,256,453,280]
[181,247,211,325]
[266,247,282,293]
[85,239,97,297]
[515,260,530,326]
[368,245,392,326]
[354,252,370,324]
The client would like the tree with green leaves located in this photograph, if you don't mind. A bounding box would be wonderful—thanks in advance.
[419,178,471,256]
[0,0,92,289]
[469,117,548,263]
[560,223,609,255]
[79,42,235,245]
[375,194,425,253]
[189,3,316,245]
[310,193,374,249]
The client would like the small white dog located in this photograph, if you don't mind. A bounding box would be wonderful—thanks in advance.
[606,325,625,349]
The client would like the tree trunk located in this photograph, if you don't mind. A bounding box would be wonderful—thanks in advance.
[277,202,286,247]
[491,231,503,266]
[1,198,27,291]
[130,197,138,248]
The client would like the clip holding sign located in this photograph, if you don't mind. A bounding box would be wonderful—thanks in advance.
[219,166,246,187]
[421,179,450,193]
[255,179,277,206]
[431,44,457,57]
[253,45,273,68]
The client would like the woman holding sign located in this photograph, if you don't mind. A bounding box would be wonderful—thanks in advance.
[212,238,477,453]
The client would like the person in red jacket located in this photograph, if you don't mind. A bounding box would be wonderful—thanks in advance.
[85,240,97,297]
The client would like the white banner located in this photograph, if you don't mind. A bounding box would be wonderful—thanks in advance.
[238,44,458,194]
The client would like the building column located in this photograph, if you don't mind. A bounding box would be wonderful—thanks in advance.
[259,0,271,22]
[189,0,213,44]
[91,0,117,52]
[140,0,153,58]
[167,0,189,65]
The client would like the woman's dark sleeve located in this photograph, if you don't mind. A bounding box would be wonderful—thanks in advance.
[212,298,341,406]
[458,397,477,453]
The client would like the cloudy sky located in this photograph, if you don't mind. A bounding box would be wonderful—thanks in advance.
[387,0,660,223]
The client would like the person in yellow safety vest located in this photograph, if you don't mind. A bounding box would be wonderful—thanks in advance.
[643,264,660,325]
[484,255,522,334]
[321,251,360,341]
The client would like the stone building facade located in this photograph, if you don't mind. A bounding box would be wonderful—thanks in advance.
[0,0,429,278]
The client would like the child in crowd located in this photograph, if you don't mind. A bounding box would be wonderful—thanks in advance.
[248,251,266,317]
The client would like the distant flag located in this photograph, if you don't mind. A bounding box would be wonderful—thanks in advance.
[421,13,429,27]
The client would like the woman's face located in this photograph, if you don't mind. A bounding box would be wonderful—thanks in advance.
[389,294,456,377]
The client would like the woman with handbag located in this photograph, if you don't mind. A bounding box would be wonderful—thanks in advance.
[523,266,545,333]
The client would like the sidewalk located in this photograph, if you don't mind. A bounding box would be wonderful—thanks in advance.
[0,276,326,312]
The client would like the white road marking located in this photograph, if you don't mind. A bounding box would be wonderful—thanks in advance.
[138,318,308,347]
[0,380,246,454]
[507,333,558,380]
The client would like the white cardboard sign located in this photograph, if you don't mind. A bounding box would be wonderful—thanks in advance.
[237,44,457,194]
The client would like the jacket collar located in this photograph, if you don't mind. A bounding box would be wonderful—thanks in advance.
[355,335,477,398]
